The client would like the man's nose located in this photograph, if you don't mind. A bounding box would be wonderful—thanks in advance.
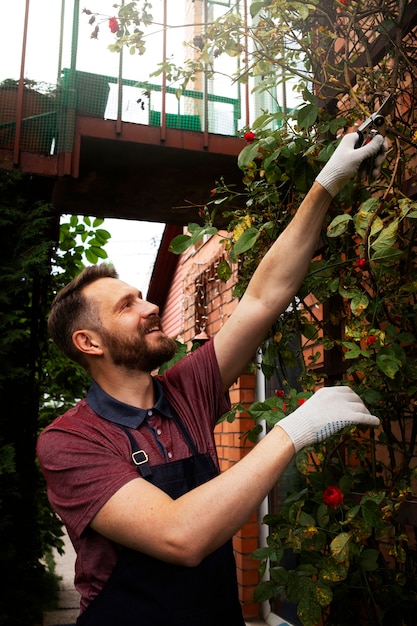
[140,299,160,317]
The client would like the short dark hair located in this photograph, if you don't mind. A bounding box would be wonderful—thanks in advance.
[48,264,118,368]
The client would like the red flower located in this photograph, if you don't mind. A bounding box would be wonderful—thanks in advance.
[109,17,119,33]
[356,258,366,269]
[244,131,256,143]
[366,335,376,347]
[275,389,285,398]
[323,485,344,509]
[210,188,217,196]
[297,398,306,406]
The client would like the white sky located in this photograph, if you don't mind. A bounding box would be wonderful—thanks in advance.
[98,219,165,295]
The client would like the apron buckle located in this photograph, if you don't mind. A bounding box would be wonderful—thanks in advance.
[131,450,149,466]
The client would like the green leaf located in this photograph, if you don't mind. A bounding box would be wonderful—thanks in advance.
[319,557,348,583]
[299,511,316,526]
[238,142,260,169]
[297,581,323,626]
[217,260,232,282]
[297,103,319,129]
[315,580,333,608]
[350,293,369,317]
[330,532,351,563]
[376,353,402,379]
[251,546,274,560]
[94,228,111,241]
[85,248,98,264]
[295,450,310,474]
[370,219,398,252]
[169,234,192,254]
[353,197,382,237]
[191,226,217,244]
[340,341,369,359]
[253,580,277,603]
[359,548,379,571]
[232,227,260,255]
[327,214,352,237]
[158,340,187,373]
[370,246,404,262]
[317,503,330,528]
[90,246,107,259]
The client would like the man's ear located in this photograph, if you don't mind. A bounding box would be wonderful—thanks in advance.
[72,330,103,355]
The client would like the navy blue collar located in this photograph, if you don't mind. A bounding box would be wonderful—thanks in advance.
[86,377,174,428]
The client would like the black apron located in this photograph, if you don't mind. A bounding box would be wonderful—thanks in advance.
[76,411,245,626]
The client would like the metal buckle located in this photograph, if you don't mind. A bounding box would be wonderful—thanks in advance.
[131,450,149,466]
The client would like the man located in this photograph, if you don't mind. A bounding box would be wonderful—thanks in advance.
[37,132,384,626]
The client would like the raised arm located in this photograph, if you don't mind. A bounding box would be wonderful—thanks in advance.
[214,132,386,390]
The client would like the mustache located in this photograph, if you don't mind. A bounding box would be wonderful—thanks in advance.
[141,315,163,335]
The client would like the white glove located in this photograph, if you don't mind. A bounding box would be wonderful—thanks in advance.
[315,132,386,198]
[276,386,380,453]
[371,137,389,178]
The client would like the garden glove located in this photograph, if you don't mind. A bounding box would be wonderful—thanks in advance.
[276,386,380,453]
[315,132,386,198]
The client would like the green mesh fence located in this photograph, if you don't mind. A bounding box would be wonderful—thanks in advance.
[0,80,64,154]
[0,70,240,156]
[61,69,240,135]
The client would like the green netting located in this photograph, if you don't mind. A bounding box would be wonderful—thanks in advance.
[0,68,240,155]
[61,68,240,135]
[0,81,63,154]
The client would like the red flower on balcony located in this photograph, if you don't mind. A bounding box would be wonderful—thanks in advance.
[244,131,256,143]
[366,335,376,347]
[109,17,119,33]
[323,485,344,509]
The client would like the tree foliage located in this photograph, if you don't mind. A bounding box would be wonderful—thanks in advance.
[100,0,417,622]
[0,168,111,625]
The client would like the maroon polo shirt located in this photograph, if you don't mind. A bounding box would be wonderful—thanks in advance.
[37,339,230,613]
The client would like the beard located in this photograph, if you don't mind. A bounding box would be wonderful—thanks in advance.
[100,317,177,372]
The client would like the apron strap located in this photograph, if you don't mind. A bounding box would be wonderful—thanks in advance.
[115,405,205,478]
[114,423,153,478]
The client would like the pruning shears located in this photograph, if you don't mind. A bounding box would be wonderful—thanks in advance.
[354,94,394,148]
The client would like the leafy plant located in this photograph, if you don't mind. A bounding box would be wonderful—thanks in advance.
[167,2,417,623]
[0,169,112,625]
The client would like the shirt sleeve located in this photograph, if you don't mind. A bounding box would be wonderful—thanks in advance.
[37,405,140,538]
[158,339,231,446]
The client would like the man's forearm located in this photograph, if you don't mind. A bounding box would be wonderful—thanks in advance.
[215,182,332,388]
[246,182,331,308]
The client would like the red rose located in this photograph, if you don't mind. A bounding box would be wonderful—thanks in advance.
[323,485,344,509]
[366,335,376,346]
[244,131,256,143]
[109,17,119,33]
[276,389,285,398]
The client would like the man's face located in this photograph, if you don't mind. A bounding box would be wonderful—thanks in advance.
[84,277,177,372]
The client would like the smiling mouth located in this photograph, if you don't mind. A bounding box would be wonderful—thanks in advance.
[145,325,161,334]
